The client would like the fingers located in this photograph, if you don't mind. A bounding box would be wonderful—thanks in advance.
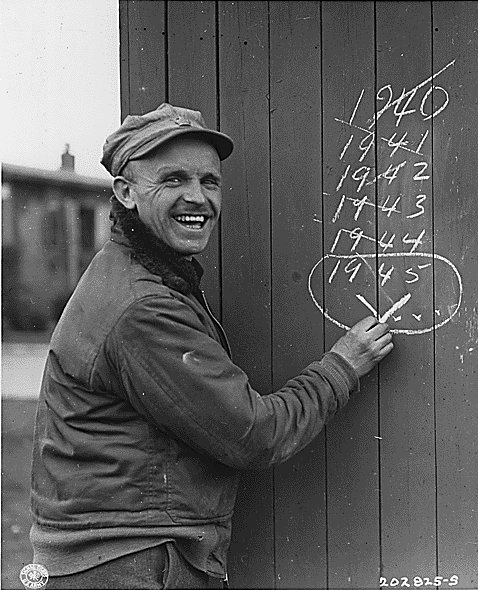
[367,320,390,340]
[365,321,393,362]
[369,328,394,364]
[377,340,394,360]
[352,315,379,332]
[331,316,394,377]
[375,330,393,350]
[352,316,391,340]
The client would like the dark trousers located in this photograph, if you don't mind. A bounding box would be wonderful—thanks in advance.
[45,542,225,589]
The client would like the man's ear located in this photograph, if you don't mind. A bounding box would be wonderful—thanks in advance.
[112,177,136,210]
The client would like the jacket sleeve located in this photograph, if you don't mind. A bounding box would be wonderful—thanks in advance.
[107,292,359,471]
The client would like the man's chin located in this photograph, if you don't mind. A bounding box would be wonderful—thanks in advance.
[173,240,210,257]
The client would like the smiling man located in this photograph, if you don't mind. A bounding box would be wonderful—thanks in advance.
[30,103,393,589]
[113,135,222,256]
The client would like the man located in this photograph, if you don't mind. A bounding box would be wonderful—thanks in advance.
[30,103,393,589]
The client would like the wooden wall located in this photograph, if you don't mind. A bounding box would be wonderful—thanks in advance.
[119,2,478,588]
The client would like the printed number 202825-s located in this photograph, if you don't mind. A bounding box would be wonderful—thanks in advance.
[380,576,459,587]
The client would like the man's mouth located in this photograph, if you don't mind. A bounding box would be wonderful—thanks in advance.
[173,214,208,230]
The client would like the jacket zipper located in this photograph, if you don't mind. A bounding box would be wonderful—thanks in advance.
[197,292,231,587]
[199,290,232,358]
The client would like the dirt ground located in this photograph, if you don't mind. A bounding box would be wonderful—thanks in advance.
[2,398,38,589]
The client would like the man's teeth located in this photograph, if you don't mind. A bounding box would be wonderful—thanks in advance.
[174,214,207,229]
[175,215,206,223]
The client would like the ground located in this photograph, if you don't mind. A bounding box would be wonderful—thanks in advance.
[2,399,38,590]
[2,331,49,590]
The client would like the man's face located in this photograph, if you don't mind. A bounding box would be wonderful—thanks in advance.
[126,136,222,256]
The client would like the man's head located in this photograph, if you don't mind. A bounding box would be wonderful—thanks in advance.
[113,136,222,256]
[101,103,234,256]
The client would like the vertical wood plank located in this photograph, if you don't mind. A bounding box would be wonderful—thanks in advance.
[167,0,221,314]
[124,0,166,116]
[119,0,130,119]
[269,2,326,587]
[218,3,274,587]
[168,0,216,121]
[375,0,437,577]
[321,2,380,587]
[433,2,478,586]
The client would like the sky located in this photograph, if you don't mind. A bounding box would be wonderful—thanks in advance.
[1,0,120,180]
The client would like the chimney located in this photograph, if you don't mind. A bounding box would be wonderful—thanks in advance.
[61,143,75,171]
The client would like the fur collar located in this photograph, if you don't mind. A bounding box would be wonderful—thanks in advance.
[109,197,203,296]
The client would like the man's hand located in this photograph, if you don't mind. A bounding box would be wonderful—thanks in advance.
[330,316,393,379]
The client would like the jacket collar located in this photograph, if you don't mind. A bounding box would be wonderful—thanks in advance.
[109,197,204,296]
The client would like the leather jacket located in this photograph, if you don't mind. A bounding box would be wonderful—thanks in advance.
[31,224,359,537]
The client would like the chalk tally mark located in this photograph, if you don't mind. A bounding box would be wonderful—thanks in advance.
[356,292,412,323]
[308,252,463,335]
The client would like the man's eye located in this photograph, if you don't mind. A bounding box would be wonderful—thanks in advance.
[165,177,182,185]
[203,178,220,187]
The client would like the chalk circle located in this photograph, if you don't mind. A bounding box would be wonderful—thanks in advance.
[308,252,463,335]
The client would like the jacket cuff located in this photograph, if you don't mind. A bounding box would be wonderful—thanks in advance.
[319,351,360,398]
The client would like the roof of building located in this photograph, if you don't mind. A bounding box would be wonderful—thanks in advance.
[2,162,112,191]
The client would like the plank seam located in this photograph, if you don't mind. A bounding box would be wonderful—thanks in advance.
[267,3,278,586]
[373,0,384,580]
[430,0,439,577]
[319,3,330,588]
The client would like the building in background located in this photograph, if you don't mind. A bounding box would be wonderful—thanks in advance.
[2,147,112,334]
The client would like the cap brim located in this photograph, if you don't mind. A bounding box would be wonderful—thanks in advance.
[129,127,234,162]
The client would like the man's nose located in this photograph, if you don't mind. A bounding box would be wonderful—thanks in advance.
[183,179,206,204]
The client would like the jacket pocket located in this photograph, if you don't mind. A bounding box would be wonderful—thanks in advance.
[166,441,240,523]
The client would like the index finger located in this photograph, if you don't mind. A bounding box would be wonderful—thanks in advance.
[351,315,380,332]
[367,321,390,339]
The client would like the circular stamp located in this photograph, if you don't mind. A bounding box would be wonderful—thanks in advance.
[19,564,49,589]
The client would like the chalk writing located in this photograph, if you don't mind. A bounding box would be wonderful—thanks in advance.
[309,60,462,335]
[309,253,462,335]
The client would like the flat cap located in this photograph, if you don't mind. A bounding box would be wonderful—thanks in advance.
[101,103,234,177]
